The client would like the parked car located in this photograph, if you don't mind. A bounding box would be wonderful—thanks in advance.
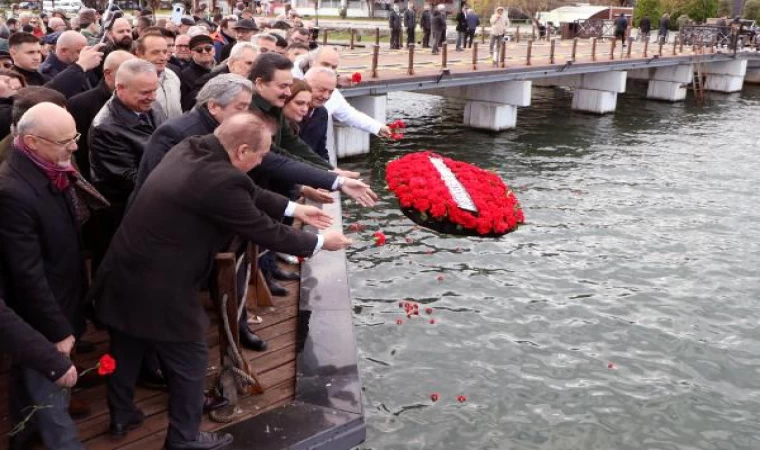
[18,1,41,9]
[55,0,83,13]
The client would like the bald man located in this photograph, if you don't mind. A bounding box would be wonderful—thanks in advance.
[0,103,88,450]
[43,31,105,99]
[70,50,135,181]
[91,112,351,449]
[48,17,67,33]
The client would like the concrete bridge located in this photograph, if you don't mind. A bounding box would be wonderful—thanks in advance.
[328,37,760,158]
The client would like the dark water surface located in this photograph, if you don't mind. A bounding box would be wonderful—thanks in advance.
[340,85,760,450]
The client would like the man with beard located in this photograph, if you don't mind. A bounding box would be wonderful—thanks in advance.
[180,34,215,111]
[108,18,134,51]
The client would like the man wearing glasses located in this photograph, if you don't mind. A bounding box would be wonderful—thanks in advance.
[0,102,91,450]
[180,34,215,111]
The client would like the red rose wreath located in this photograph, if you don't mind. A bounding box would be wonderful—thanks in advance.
[385,152,524,236]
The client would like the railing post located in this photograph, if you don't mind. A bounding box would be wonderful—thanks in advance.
[532,24,536,40]
[500,40,506,68]
[472,42,478,70]
[371,44,379,78]
[672,36,677,55]
[679,36,684,53]
[643,38,648,57]
[516,26,520,43]
[322,28,328,45]
[375,27,380,46]
[609,39,615,60]
[572,37,578,61]
[350,27,355,50]
[481,25,486,44]
[550,39,555,64]
[407,45,415,75]
[526,39,532,65]
[591,37,597,61]
[442,42,448,69]
[658,40,663,56]
[627,37,633,58]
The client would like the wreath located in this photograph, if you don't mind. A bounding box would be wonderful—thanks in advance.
[385,151,524,237]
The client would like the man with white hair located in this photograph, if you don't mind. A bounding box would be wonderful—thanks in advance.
[251,33,278,53]
[48,17,67,33]
[0,102,90,450]
[431,3,447,54]
[293,47,392,160]
[89,59,165,273]
[301,67,336,160]
[186,41,258,109]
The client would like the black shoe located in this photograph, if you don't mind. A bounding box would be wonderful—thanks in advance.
[75,339,96,354]
[203,394,229,413]
[272,266,299,281]
[136,368,168,390]
[239,325,268,351]
[110,410,145,438]
[165,431,233,450]
[265,276,288,297]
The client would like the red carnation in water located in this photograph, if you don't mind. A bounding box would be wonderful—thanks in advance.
[437,275,444,281]
[429,318,436,324]
[425,307,433,315]
[396,319,403,325]
[430,393,440,402]
[457,395,467,403]
[607,362,616,369]
[351,72,362,83]
[373,231,386,246]
[97,354,117,376]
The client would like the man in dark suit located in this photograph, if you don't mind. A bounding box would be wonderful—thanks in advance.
[180,34,216,111]
[389,4,402,49]
[91,112,353,450]
[420,3,432,48]
[403,1,417,48]
[89,58,166,271]
[0,102,87,450]
[301,67,336,161]
[185,41,258,111]
[69,50,134,182]
[9,32,49,86]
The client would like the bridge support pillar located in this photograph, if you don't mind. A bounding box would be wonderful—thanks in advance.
[745,69,760,84]
[331,94,388,161]
[646,65,692,101]
[702,60,747,93]
[571,71,626,114]
[431,81,532,131]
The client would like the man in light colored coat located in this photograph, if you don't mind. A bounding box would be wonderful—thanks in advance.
[136,30,182,119]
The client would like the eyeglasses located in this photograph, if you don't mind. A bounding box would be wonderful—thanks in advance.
[29,133,81,147]
[192,45,214,53]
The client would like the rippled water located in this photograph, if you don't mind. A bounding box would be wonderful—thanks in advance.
[340,85,760,450]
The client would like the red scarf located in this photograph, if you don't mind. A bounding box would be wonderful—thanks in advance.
[14,136,78,191]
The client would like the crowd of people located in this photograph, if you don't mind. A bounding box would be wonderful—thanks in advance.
[0,4,397,450]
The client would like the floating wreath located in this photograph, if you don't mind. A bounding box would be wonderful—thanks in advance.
[385,151,524,236]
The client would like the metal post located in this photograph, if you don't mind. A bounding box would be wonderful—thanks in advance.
[673,36,677,55]
[591,37,597,61]
[643,38,648,57]
[375,27,380,46]
[627,37,633,58]
[550,39,555,64]
[609,39,615,60]
[371,44,379,78]
[679,36,684,53]
[323,28,327,45]
[500,40,506,68]
[526,40,532,65]
[532,24,536,40]
[572,37,578,61]
[516,26,520,43]
[442,42,448,69]
[350,27,355,50]
[472,42,478,70]
[658,41,663,56]
[408,45,415,75]
[481,25,486,44]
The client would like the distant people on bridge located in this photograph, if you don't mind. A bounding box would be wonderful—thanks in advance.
[389,4,402,50]
[421,3,432,48]
[404,1,417,48]
[489,7,508,55]
[614,13,628,47]
[659,13,670,44]
[432,4,448,54]
[455,5,467,51]
[465,7,480,48]
[639,15,651,42]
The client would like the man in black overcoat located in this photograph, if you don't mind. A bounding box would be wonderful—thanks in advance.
[389,4,403,49]
[403,1,417,48]
[91,112,353,450]
[420,3,432,48]
[0,103,89,450]
[180,34,215,111]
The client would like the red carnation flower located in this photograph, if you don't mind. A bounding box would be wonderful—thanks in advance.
[430,393,440,402]
[429,318,436,324]
[396,319,403,325]
[351,72,362,83]
[425,307,433,314]
[373,231,386,246]
[457,395,467,403]
[97,354,117,376]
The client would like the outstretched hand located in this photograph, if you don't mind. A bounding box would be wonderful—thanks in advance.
[331,168,360,179]
[341,178,378,207]
[293,204,333,230]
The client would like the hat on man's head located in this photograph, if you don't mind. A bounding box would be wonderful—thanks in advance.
[233,18,258,31]
[180,17,196,26]
[188,34,214,49]
[0,49,10,58]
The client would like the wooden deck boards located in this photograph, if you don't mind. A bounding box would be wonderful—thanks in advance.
[0,274,301,450]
